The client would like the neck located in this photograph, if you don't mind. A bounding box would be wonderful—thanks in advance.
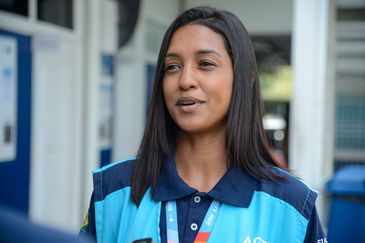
[175,130,228,192]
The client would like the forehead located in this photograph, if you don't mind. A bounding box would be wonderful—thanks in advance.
[166,24,227,54]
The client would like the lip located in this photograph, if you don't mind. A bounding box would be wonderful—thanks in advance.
[175,96,204,112]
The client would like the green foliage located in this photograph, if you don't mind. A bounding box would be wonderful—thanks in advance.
[260,66,292,101]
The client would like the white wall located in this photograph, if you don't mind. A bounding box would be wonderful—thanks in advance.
[31,31,84,231]
[80,0,121,224]
[290,0,336,225]
[31,1,85,232]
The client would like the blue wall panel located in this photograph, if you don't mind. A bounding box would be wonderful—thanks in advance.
[0,29,31,214]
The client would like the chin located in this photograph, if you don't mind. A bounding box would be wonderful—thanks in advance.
[178,126,202,134]
[174,118,226,136]
[176,122,206,134]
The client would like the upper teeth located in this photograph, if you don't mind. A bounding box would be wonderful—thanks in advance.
[181,101,195,105]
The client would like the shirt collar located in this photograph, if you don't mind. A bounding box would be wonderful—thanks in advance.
[153,155,257,208]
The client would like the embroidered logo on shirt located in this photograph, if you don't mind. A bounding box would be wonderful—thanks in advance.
[243,236,267,243]
[317,238,328,243]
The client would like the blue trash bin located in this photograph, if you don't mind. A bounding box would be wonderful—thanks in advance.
[326,165,365,243]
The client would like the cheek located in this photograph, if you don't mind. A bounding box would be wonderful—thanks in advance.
[217,76,233,104]
[222,89,233,111]
[218,83,233,114]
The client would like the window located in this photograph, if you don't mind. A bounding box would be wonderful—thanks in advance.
[37,0,73,29]
[0,0,28,17]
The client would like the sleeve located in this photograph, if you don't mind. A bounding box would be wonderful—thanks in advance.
[303,206,327,243]
[79,192,97,242]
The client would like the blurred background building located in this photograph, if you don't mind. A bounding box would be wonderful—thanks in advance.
[0,0,364,235]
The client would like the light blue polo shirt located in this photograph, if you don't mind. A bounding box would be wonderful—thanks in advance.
[80,156,326,242]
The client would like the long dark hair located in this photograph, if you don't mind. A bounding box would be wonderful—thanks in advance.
[131,6,282,205]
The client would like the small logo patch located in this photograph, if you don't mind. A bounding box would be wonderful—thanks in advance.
[243,236,267,243]
[81,213,89,232]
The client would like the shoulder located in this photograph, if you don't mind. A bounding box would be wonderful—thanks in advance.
[92,156,135,202]
[257,167,318,221]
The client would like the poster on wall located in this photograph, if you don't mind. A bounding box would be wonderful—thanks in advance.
[0,36,17,162]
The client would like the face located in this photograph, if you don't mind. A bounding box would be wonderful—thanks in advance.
[163,24,233,135]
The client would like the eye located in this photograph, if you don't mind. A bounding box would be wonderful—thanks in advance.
[165,63,181,73]
[198,60,216,68]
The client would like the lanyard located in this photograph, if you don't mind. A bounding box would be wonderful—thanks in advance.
[166,199,222,243]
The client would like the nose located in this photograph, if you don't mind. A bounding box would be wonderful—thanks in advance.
[179,64,197,90]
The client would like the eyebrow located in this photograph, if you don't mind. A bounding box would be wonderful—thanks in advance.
[165,52,179,58]
[165,49,222,59]
[196,49,222,57]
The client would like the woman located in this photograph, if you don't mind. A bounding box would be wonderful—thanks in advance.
[80,6,326,243]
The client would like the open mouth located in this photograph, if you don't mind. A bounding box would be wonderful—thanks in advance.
[175,97,203,111]
[176,97,202,106]
[177,100,196,106]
